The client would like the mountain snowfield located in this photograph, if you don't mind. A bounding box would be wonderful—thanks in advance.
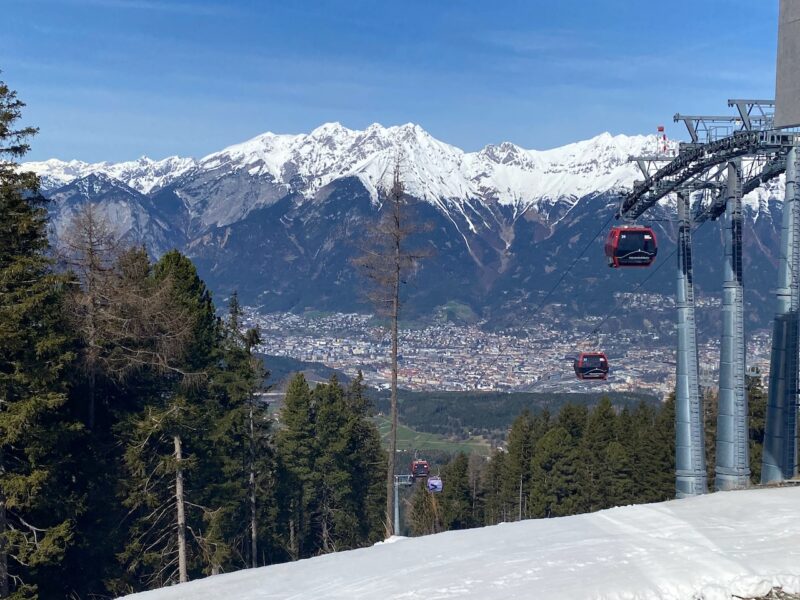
[25,123,664,226]
[122,487,800,600]
[26,155,197,195]
[24,123,783,230]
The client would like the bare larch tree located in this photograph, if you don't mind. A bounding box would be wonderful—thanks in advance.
[353,160,430,538]
[60,203,120,429]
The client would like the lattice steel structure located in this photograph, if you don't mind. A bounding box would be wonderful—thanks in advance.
[619,99,799,495]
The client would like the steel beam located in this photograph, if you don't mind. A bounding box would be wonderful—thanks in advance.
[675,192,707,497]
[763,145,800,483]
[715,160,751,490]
[619,129,796,221]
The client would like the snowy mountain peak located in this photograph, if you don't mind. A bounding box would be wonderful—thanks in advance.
[309,121,350,138]
[479,141,530,167]
[68,172,140,199]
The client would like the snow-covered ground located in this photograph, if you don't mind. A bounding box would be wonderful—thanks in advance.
[123,487,800,600]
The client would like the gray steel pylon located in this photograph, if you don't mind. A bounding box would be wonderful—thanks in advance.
[675,192,708,497]
[763,145,800,483]
[715,160,751,490]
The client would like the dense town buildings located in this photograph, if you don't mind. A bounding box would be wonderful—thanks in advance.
[243,298,772,398]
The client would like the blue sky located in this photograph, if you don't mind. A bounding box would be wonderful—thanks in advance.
[3,0,779,162]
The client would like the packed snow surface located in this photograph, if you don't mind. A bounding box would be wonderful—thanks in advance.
[123,487,800,600]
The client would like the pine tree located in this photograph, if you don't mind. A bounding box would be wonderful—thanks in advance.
[203,293,274,572]
[532,408,551,440]
[352,161,430,537]
[529,426,581,518]
[580,398,619,511]
[598,441,634,508]
[342,373,386,545]
[440,453,473,530]
[746,373,766,484]
[466,453,485,526]
[652,393,677,499]
[0,76,83,599]
[557,403,588,440]
[479,450,507,525]
[703,388,718,487]
[60,203,120,429]
[623,401,666,503]
[502,410,534,520]
[275,373,385,557]
[275,374,317,559]
[406,483,442,536]
[314,377,358,552]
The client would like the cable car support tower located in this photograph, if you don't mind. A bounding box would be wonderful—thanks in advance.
[619,100,799,495]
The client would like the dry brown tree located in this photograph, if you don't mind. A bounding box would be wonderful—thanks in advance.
[100,248,197,380]
[60,203,121,428]
[352,160,430,538]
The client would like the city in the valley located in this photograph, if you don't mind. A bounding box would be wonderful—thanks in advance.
[242,293,772,397]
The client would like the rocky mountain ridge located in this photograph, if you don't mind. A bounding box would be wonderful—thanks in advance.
[25,123,787,328]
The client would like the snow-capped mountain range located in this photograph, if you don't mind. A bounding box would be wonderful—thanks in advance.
[24,123,786,325]
[28,155,196,195]
[27,123,663,226]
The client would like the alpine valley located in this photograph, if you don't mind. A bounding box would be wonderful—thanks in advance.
[26,122,786,331]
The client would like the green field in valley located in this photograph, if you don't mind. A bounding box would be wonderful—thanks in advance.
[374,415,492,457]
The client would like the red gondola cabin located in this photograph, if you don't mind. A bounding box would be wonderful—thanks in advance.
[574,352,609,380]
[605,226,657,268]
[411,459,430,479]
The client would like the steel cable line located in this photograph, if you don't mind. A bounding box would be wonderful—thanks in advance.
[474,206,618,388]
[477,208,713,388]
[582,248,677,343]
[528,211,618,318]
[579,220,709,346]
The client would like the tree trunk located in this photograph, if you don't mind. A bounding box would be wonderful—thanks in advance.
[0,495,8,598]
[385,247,400,538]
[86,218,98,431]
[288,503,298,561]
[174,434,188,583]
[248,399,257,569]
[321,500,332,554]
[88,369,96,430]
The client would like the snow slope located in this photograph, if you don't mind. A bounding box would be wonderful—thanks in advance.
[122,487,800,600]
